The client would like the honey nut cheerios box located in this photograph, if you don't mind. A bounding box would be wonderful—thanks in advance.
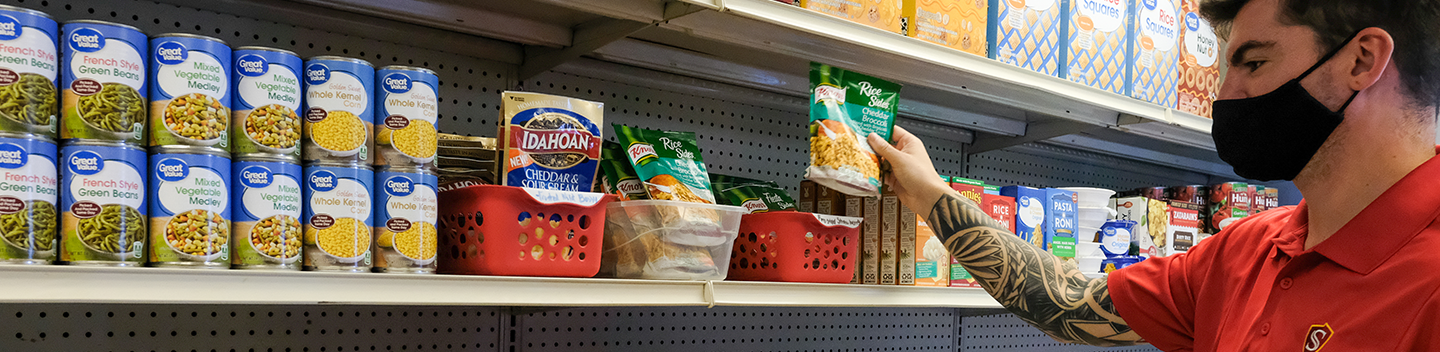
[903,0,989,57]
[987,0,1064,76]
[1128,0,1181,107]
[1175,0,1221,118]
[802,0,905,34]
[1060,0,1133,94]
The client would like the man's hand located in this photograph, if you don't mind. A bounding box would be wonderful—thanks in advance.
[867,126,955,211]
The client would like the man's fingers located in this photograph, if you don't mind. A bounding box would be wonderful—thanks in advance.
[868,133,903,160]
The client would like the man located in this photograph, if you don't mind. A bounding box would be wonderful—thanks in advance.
[868,0,1440,350]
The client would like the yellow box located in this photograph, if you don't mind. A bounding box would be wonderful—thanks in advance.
[904,0,989,56]
[912,215,950,287]
[1175,0,1220,118]
[989,0,1064,75]
[1062,0,1131,94]
[1129,0,1181,106]
[802,0,905,34]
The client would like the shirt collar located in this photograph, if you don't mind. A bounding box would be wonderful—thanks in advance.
[1304,146,1440,274]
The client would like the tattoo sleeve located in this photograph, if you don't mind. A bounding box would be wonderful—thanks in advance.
[929,193,1144,346]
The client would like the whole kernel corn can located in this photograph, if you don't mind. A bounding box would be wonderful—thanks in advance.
[0,135,59,264]
[58,140,147,266]
[302,56,373,164]
[147,145,231,268]
[0,5,60,138]
[230,47,302,158]
[230,154,302,270]
[148,33,231,150]
[373,66,437,167]
[371,166,437,273]
[302,162,373,272]
[60,20,147,144]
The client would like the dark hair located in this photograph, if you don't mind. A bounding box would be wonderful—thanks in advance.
[1202,0,1440,109]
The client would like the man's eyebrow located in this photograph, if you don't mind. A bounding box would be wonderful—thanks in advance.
[1229,40,1276,66]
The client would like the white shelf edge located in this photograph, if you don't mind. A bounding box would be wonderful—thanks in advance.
[709,281,1002,308]
[1168,110,1213,134]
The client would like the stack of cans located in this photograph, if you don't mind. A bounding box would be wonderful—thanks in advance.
[230,46,304,270]
[0,5,60,266]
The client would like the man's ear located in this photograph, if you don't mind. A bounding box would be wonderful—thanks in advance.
[1347,27,1395,91]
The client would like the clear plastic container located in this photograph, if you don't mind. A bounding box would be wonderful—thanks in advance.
[600,200,744,280]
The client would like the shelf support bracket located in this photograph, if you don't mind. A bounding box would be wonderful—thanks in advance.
[518,18,654,81]
[967,120,1103,154]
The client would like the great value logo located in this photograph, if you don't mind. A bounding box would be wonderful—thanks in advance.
[66,150,103,175]
[235,54,268,77]
[381,72,411,94]
[304,63,330,85]
[153,158,190,182]
[68,27,104,52]
[238,165,273,189]
[309,170,337,192]
[0,143,26,169]
[154,41,188,65]
[383,175,414,197]
[0,15,21,41]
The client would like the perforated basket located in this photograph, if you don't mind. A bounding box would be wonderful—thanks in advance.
[727,211,862,283]
[437,185,612,277]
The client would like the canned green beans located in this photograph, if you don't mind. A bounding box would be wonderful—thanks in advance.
[59,140,146,265]
[147,146,230,267]
[303,162,373,272]
[60,20,146,144]
[0,136,58,264]
[148,34,231,149]
[0,6,59,138]
[373,166,437,273]
[302,56,373,163]
[374,66,437,167]
[230,47,301,158]
[231,155,302,270]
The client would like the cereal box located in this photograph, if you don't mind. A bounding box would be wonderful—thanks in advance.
[950,177,986,204]
[1061,0,1132,94]
[899,204,917,285]
[1207,182,1249,233]
[862,196,881,284]
[880,190,900,284]
[988,0,1063,75]
[982,193,1017,232]
[903,0,989,56]
[1128,0,1181,106]
[1044,188,1078,257]
[801,0,904,33]
[1175,0,1220,117]
[1001,185,1047,250]
[1161,200,1199,256]
[499,92,603,191]
[912,216,949,287]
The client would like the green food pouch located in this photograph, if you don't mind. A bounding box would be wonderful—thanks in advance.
[806,62,901,197]
[612,124,715,204]
[720,183,798,214]
[600,141,647,200]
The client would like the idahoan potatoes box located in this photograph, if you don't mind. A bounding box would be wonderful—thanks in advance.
[987,0,1064,76]
[1061,0,1132,94]
[903,0,989,56]
[1175,0,1221,118]
[802,0,904,34]
[1129,0,1181,106]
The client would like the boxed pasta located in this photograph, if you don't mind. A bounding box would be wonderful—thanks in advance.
[912,216,949,287]
[1115,196,1167,257]
[903,0,989,56]
[988,0,1063,75]
[1000,185,1047,250]
[982,193,1017,232]
[861,196,881,284]
[806,63,900,197]
[985,184,1001,195]
[1128,0,1181,106]
[817,185,838,215]
[1060,0,1132,94]
[1044,188,1078,257]
[800,0,904,33]
[950,177,985,204]
[1174,0,1220,117]
[499,92,603,191]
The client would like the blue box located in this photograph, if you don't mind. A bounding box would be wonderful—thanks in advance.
[1045,188,1078,257]
[1001,186,1048,250]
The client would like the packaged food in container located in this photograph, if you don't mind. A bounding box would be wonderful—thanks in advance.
[861,195,880,284]
[372,166,438,273]
[147,145,230,268]
[845,194,863,284]
[302,162,373,272]
[58,140,146,265]
[302,56,373,163]
[1251,185,1267,213]
[1044,188,1077,257]
[1174,0,1220,118]
[1207,182,1250,233]
[1099,219,1135,258]
[148,34,231,150]
[374,66,438,167]
[988,0,1063,75]
[1266,188,1279,209]
[598,141,644,201]
[230,154,302,270]
[60,20,147,144]
[879,189,899,284]
[903,0,988,56]
[799,0,903,33]
[898,203,916,285]
[806,63,900,197]
[1115,195,1167,257]
[1000,185,1046,250]
[912,216,949,287]
[981,193,1017,233]
[950,177,985,204]
[0,135,58,264]
[230,47,302,158]
[1160,200,1199,256]
[1128,0,1181,107]
[498,91,602,191]
[1060,0,1131,94]
[0,5,59,138]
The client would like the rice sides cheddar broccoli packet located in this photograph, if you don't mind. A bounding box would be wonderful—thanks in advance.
[499,92,603,191]
[612,125,714,204]
[806,63,900,197]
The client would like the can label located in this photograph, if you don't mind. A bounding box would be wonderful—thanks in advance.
[374,69,437,167]
[230,160,302,267]
[0,137,58,261]
[373,170,437,270]
[302,165,372,269]
[60,22,147,144]
[0,10,59,138]
[148,36,231,149]
[59,143,146,263]
[302,59,373,163]
[231,50,301,158]
[147,152,230,265]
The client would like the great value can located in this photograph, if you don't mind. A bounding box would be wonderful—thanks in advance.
[374,66,437,167]
[0,6,59,138]
[372,166,437,273]
[58,140,146,266]
[60,20,147,144]
[302,56,373,164]
[147,145,230,268]
[230,154,302,270]
[148,33,231,149]
[0,135,58,264]
[303,162,373,272]
[230,46,301,158]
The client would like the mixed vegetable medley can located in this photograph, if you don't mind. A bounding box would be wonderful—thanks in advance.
[60,20,147,144]
[230,46,301,158]
[302,162,373,272]
[374,66,437,167]
[147,145,230,267]
[148,33,231,150]
[372,166,437,273]
[230,155,302,269]
[0,135,58,264]
[58,140,146,265]
[302,56,373,164]
[0,6,59,138]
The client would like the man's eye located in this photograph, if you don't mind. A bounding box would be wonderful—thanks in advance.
[1244,61,1265,71]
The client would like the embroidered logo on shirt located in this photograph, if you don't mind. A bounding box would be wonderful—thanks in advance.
[1304,323,1334,351]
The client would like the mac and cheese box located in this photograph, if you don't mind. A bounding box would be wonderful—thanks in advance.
[988,0,1064,75]
[802,0,904,33]
[904,0,989,56]
[912,216,950,287]
[1044,188,1077,257]
[1061,0,1132,94]
[1001,185,1047,250]
[1175,0,1220,117]
[1129,0,1181,106]
[950,177,986,204]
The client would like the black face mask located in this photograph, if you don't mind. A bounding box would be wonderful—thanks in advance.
[1212,35,1360,181]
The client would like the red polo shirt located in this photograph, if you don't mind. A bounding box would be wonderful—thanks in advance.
[1110,147,1440,351]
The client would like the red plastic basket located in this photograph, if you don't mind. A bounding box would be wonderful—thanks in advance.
[437,185,612,277]
[727,211,862,283]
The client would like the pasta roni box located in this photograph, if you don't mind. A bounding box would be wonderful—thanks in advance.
[903,0,988,56]
[987,0,1063,75]
[1044,188,1077,257]
[1128,0,1181,106]
[982,193,1017,233]
[1175,0,1220,117]
[801,0,904,33]
[1000,185,1046,250]
[498,92,603,191]
[1060,0,1132,94]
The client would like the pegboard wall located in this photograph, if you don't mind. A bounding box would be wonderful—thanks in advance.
[962,314,1159,352]
[968,143,1210,190]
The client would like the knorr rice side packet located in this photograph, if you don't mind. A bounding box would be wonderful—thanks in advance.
[612,125,714,204]
[806,63,901,197]
[599,140,646,200]
[720,183,798,214]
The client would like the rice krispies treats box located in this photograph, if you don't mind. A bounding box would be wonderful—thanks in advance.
[904,0,990,56]
[1061,0,1133,94]
[803,0,905,33]
[988,0,1064,76]
[1129,0,1181,106]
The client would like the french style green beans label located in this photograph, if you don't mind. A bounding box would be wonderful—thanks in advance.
[0,137,58,261]
[148,37,231,149]
[231,160,302,267]
[148,152,230,264]
[59,143,146,263]
[60,22,146,144]
[231,49,301,157]
[0,10,60,138]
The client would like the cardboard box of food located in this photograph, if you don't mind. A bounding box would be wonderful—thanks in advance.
[904,0,989,56]
[1174,0,1221,118]
[881,191,901,285]
[1001,185,1047,250]
[1044,188,1078,257]
[1116,196,1168,257]
[1163,200,1199,256]
[913,215,950,287]
[988,0,1064,75]
[982,193,1017,232]
[1128,0,1181,106]
[862,196,882,284]
[951,177,986,204]
[899,205,918,285]
[802,0,904,33]
[1061,0,1133,94]
[800,180,817,213]
[817,185,838,215]
[846,195,865,284]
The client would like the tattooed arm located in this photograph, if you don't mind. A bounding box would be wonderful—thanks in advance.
[867,128,1142,346]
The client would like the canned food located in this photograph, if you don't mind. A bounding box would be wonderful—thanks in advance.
[373,166,437,273]
[302,56,373,163]
[230,47,301,158]
[147,145,230,267]
[0,6,59,138]
[303,162,373,271]
[59,140,146,265]
[148,34,231,150]
[0,136,58,264]
[60,20,147,144]
[230,154,302,269]
[374,66,437,167]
